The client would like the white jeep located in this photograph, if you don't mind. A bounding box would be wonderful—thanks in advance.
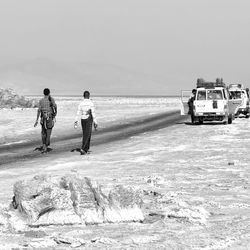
[181,79,242,124]
[228,84,249,118]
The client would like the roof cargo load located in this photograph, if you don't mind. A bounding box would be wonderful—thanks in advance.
[228,83,244,89]
[196,78,226,88]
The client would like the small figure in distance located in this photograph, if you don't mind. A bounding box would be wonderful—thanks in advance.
[188,89,196,124]
[74,91,98,155]
[34,88,57,153]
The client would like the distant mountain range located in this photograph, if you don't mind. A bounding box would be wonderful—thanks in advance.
[0,58,168,96]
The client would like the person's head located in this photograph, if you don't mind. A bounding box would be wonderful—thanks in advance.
[43,88,50,96]
[83,91,90,99]
[192,89,196,95]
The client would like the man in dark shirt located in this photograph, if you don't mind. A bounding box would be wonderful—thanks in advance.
[34,88,57,153]
[188,89,196,124]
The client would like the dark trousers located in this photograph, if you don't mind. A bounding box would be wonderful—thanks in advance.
[41,125,52,147]
[190,112,194,123]
[81,117,93,152]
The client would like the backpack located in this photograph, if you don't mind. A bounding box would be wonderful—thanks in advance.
[41,111,54,129]
[48,96,57,118]
[40,96,56,129]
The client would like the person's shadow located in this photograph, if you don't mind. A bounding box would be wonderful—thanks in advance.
[184,122,197,125]
[70,148,81,153]
[34,146,53,153]
[184,121,226,126]
[70,148,91,154]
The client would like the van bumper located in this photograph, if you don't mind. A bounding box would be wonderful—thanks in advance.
[237,107,249,115]
[194,113,226,121]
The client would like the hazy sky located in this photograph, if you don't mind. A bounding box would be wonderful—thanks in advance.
[0,0,250,94]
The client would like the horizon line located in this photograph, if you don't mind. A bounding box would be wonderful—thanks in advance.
[25,94,180,98]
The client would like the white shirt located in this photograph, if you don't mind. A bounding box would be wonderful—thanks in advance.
[75,98,97,123]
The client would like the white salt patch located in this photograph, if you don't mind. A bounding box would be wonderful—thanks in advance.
[104,206,144,223]
[2,139,29,146]
[168,145,187,152]
[228,203,250,209]
[165,206,210,224]
[28,238,57,248]
[130,155,154,163]
[202,236,237,250]
[130,235,160,244]
[144,175,166,187]
[0,243,23,250]
[44,161,80,171]
[34,210,82,226]
[7,211,27,231]
[158,193,210,224]
[129,145,167,154]
[90,237,117,244]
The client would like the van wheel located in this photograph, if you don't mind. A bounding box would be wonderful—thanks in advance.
[192,116,198,124]
[245,114,249,118]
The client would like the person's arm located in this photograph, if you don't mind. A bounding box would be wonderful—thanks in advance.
[52,97,57,116]
[91,102,98,129]
[34,102,41,127]
[74,103,82,126]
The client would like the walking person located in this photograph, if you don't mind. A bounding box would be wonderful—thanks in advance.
[34,88,57,153]
[74,91,98,155]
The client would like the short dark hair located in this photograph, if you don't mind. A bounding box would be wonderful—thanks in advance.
[83,91,90,98]
[43,88,50,96]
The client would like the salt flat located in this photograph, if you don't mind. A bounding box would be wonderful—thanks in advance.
[0,97,249,249]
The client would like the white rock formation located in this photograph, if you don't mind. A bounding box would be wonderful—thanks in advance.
[0,88,37,108]
[11,174,144,227]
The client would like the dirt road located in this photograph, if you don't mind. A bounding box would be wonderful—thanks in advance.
[0,110,185,166]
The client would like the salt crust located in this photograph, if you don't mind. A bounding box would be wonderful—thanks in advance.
[2,174,144,229]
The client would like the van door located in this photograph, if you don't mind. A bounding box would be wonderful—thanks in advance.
[228,99,242,115]
[180,90,192,115]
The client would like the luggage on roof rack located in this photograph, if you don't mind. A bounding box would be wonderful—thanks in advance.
[196,78,225,88]
[228,83,243,89]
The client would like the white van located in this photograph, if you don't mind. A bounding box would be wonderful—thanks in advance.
[181,79,242,124]
[228,84,249,118]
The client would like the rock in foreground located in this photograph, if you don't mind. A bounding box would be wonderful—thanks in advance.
[0,88,37,109]
[12,175,144,227]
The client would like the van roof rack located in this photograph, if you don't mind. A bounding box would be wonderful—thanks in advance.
[228,84,244,89]
[196,78,226,88]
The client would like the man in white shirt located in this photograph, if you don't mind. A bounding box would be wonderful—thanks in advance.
[74,91,98,155]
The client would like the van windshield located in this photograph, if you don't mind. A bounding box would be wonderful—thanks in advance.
[207,90,223,100]
[230,91,241,99]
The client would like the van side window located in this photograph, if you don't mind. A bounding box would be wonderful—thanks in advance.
[197,90,206,100]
